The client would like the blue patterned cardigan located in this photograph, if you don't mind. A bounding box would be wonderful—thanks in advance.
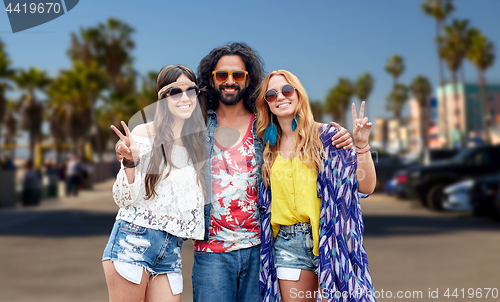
[258,124,376,302]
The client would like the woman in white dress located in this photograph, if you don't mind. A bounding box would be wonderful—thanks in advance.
[102,65,206,302]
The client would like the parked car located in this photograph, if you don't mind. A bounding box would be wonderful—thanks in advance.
[391,149,459,200]
[385,170,408,199]
[373,154,406,191]
[469,173,500,219]
[494,192,500,221]
[423,148,460,164]
[442,179,474,212]
[443,174,500,220]
[404,145,500,210]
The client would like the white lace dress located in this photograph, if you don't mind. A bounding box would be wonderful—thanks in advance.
[112,134,205,240]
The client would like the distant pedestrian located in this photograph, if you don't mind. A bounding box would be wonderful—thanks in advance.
[79,158,93,190]
[1,156,16,171]
[21,160,41,206]
[65,154,81,196]
[45,160,59,197]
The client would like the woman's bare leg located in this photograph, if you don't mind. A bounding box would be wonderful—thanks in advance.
[144,274,181,302]
[279,269,322,302]
[103,260,150,302]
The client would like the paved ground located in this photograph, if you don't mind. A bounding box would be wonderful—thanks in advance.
[0,181,499,302]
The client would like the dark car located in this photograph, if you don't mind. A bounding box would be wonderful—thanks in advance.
[494,192,500,221]
[373,154,406,191]
[390,149,459,200]
[404,145,500,210]
[422,148,460,164]
[385,170,408,199]
[469,173,500,219]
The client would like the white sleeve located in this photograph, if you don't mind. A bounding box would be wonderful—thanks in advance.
[111,134,152,208]
[112,161,143,208]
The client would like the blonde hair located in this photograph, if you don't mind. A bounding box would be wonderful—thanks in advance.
[255,70,324,187]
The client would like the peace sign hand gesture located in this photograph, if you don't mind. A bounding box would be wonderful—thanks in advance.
[110,121,140,163]
[352,101,372,147]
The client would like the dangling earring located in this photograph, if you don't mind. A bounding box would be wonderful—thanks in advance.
[291,114,298,132]
[264,114,278,146]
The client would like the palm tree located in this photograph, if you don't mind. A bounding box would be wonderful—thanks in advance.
[440,19,473,94]
[385,55,405,86]
[355,73,374,118]
[47,62,106,157]
[386,83,409,152]
[0,38,14,145]
[410,76,433,149]
[386,83,409,122]
[421,0,454,85]
[309,100,324,122]
[69,18,136,156]
[439,19,474,146]
[325,78,353,127]
[3,100,18,159]
[100,69,138,132]
[12,68,51,161]
[48,105,67,164]
[421,0,454,148]
[137,71,158,109]
[69,18,135,93]
[467,29,495,144]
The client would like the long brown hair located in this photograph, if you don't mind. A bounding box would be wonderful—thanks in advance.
[255,70,324,187]
[144,65,207,199]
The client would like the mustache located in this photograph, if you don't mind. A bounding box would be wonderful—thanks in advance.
[219,84,240,90]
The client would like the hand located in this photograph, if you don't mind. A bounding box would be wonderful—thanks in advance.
[329,121,353,150]
[115,140,125,162]
[352,101,372,147]
[110,121,139,163]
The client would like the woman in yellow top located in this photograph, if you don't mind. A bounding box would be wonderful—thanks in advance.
[256,69,376,301]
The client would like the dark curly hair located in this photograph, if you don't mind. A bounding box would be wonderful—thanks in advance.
[197,42,265,114]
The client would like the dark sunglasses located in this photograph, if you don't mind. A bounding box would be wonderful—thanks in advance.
[264,84,296,103]
[164,86,199,101]
[212,70,248,83]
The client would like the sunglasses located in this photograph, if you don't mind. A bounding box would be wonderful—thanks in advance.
[164,86,199,101]
[212,70,248,83]
[264,84,296,103]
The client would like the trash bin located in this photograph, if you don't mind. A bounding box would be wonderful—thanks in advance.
[21,161,42,206]
[46,184,58,198]
[0,170,16,208]
[22,187,41,206]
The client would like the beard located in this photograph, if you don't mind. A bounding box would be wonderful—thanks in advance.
[214,84,246,106]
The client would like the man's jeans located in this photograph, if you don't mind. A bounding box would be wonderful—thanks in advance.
[192,245,260,302]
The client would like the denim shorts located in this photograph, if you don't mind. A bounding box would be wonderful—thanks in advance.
[102,219,184,277]
[275,222,318,278]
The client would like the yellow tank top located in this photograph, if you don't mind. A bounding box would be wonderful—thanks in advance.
[270,153,321,256]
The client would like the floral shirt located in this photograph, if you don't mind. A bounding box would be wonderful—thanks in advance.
[194,115,260,252]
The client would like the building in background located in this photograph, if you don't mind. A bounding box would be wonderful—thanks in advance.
[386,119,409,153]
[409,97,438,152]
[373,117,388,150]
[437,83,500,147]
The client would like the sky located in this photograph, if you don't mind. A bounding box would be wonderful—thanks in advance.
[1,0,499,132]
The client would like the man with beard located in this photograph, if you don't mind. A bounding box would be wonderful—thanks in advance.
[192,43,353,301]
[192,43,265,302]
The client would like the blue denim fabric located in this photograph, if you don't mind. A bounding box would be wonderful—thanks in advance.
[192,245,261,302]
[274,222,318,274]
[102,219,184,275]
[201,109,263,241]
